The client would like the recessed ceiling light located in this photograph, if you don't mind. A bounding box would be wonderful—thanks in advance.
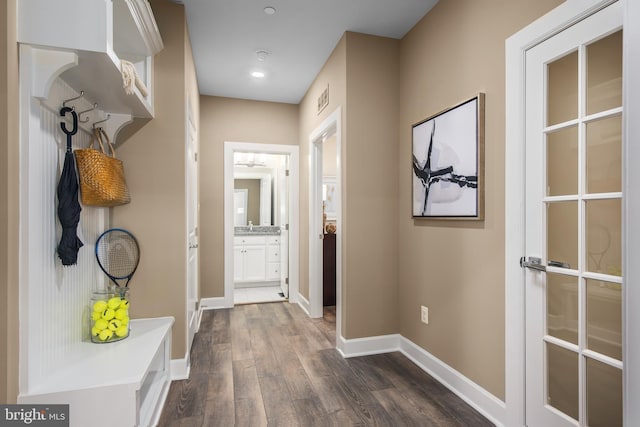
[264,6,276,15]
[256,50,270,61]
[251,71,265,78]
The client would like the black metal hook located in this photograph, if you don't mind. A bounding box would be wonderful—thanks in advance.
[60,106,78,153]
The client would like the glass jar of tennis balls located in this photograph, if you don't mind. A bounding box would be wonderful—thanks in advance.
[89,287,130,343]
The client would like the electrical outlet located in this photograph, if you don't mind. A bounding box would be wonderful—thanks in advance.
[421,306,429,324]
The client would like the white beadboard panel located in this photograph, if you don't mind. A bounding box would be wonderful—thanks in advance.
[25,79,108,391]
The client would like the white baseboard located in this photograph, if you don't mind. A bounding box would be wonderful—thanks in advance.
[296,294,311,316]
[337,334,506,426]
[338,334,401,358]
[200,296,232,310]
[399,337,506,426]
[171,357,190,381]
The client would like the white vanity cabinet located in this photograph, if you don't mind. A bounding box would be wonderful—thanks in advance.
[234,235,282,283]
[234,236,268,282]
[266,235,282,281]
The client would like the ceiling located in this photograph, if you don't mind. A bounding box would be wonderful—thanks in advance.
[177,0,439,104]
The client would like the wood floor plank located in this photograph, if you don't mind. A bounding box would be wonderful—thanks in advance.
[291,397,327,423]
[232,359,262,401]
[229,306,248,330]
[202,397,235,427]
[281,363,316,400]
[210,343,232,375]
[206,371,233,402]
[234,397,267,426]
[345,355,396,391]
[258,374,297,421]
[230,327,252,361]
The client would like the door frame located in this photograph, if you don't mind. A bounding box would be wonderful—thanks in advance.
[223,142,300,307]
[505,0,640,425]
[308,108,342,343]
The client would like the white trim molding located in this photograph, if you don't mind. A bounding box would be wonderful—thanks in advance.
[223,142,300,310]
[200,296,233,310]
[623,0,640,423]
[338,334,505,426]
[296,294,311,317]
[171,357,190,381]
[337,334,401,359]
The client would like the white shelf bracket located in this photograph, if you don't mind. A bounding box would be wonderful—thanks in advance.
[25,46,78,101]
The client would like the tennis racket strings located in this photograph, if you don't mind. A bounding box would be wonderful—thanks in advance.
[95,229,140,287]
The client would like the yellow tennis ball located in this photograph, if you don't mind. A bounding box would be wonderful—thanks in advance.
[114,308,128,320]
[107,297,122,310]
[98,329,113,341]
[91,326,101,337]
[115,325,129,337]
[91,311,102,321]
[107,319,122,331]
[102,308,115,320]
[92,300,107,313]
[119,299,129,310]
[120,316,129,326]
[94,319,108,331]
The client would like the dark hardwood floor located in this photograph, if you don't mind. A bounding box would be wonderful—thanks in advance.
[158,302,494,426]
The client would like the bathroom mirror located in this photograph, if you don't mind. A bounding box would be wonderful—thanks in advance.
[234,169,272,226]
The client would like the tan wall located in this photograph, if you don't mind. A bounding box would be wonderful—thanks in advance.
[343,32,400,337]
[112,0,192,360]
[1,0,19,403]
[297,33,400,338]
[322,134,337,177]
[397,0,563,400]
[199,96,299,298]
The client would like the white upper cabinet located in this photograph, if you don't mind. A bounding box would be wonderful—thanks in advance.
[18,0,163,118]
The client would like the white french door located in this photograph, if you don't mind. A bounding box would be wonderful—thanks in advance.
[524,2,623,426]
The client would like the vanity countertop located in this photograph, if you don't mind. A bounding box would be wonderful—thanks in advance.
[234,226,281,236]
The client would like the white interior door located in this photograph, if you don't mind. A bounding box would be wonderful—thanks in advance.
[279,155,290,297]
[186,101,199,354]
[524,2,623,426]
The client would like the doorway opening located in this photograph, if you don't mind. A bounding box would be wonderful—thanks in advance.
[308,108,343,349]
[223,142,299,307]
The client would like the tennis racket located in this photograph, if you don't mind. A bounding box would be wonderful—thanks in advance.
[95,228,140,291]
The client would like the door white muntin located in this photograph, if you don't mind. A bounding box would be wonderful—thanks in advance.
[524,2,622,426]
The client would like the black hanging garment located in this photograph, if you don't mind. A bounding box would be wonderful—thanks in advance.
[57,106,84,266]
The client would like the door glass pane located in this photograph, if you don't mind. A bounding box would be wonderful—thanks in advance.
[547,273,578,344]
[547,342,579,421]
[547,51,578,126]
[586,115,622,193]
[586,199,621,276]
[587,280,622,360]
[547,201,578,270]
[547,126,578,196]
[587,30,623,115]
[586,358,623,427]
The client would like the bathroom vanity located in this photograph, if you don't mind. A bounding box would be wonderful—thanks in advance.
[234,226,282,284]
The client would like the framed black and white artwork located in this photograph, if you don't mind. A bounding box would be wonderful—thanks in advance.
[412,93,485,219]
